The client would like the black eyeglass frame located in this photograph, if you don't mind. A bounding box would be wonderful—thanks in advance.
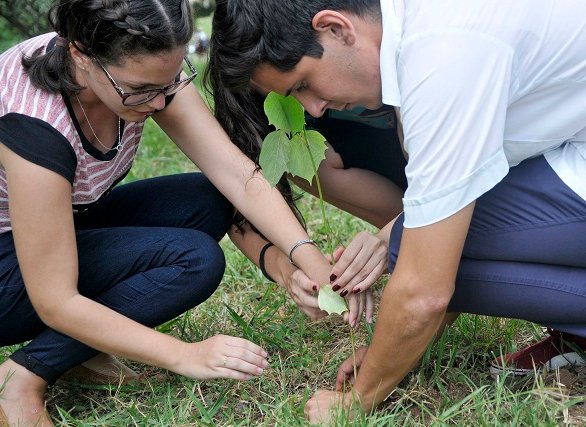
[93,55,198,106]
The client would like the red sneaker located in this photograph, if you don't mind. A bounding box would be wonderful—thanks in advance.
[490,329,586,378]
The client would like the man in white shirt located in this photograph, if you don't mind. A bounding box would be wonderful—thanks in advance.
[209,0,586,422]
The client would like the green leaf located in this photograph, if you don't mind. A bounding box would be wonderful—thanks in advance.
[263,92,305,133]
[286,131,328,183]
[318,285,348,315]
[287,133,316,183]
[259,129,292,186]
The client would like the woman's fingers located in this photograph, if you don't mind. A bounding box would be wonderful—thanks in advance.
[288,270,327,320]
[330,232,387,295]
[198,335,269,379]
[365,290,374,323]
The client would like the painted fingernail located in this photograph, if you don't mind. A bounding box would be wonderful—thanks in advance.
[341,290,348,297]
[312,285,318,292]
[332,284,341,291]
[353,288,360,294]
[330,274,337,282]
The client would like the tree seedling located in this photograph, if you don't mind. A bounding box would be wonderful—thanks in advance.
[260,92,357,381]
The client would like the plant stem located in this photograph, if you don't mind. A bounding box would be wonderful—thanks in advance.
[302,130,333,259]
[350,326,357,385]
[303,128,357,382]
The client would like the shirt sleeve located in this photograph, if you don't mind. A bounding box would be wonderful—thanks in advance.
[397,31,514,227]
[0,113,77,183]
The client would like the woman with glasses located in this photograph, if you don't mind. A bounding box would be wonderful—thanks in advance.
[0,1,341,425]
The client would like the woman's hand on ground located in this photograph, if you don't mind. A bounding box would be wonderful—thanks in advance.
[284,269,328,320]
[329,232,387,295]
[180,335,268,380]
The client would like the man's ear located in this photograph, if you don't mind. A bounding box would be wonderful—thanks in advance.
[69,42,92,71]
[311,10,356,46]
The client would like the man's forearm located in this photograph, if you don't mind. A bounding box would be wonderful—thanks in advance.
[352,275,448,410]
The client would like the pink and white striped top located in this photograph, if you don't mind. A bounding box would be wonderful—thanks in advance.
[0,33,145,234]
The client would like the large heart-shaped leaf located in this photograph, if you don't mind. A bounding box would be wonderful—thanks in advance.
[287,131,328,184]
[263,92,305,133]
[259,129,292,185]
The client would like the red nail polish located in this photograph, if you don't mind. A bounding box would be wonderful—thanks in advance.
[341,290,348,297]
[312,285,318,292]
[332,284,341,291]
[330,274,337,282]
[353,288,360,294]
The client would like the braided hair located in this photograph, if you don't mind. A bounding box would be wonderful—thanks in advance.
[22,0,193,95]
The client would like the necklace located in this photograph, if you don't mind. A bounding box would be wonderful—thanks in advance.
[75,95,122,152]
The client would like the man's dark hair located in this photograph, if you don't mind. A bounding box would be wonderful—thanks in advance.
[209,0,381,92]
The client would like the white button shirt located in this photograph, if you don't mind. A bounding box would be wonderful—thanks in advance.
[380,0,586,227]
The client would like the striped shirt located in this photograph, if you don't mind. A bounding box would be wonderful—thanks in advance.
[0,33,145,234]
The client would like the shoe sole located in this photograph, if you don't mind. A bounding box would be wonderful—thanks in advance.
[490,351,585,379]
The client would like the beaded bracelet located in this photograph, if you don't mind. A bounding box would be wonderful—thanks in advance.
[258,242,275,282]
[288,239,318,268]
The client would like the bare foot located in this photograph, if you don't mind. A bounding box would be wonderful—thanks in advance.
[0,358,53,426]
[60,353,140,385]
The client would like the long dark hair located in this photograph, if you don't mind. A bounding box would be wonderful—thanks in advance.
[204,43,305,232]
[22,0,193,95]
[204,0,380,232]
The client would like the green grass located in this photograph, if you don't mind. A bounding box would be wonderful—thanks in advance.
[1,52,585,425]
[12,118,579,426]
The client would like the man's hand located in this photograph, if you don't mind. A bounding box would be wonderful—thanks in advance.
[335,346,369,390]
[304,390,347,425]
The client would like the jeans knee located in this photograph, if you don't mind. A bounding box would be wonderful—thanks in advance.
[198,178,233,242]
[180,231,226,304]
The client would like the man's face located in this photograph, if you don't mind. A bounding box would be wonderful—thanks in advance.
[251,34,382,117]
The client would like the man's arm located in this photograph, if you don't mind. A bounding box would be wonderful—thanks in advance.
[351,203,474,410]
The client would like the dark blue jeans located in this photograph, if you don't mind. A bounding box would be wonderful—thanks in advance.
[388,156,586,337]
[0,173,233,384]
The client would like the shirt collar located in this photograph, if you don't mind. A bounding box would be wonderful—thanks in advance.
[380,0,404,106]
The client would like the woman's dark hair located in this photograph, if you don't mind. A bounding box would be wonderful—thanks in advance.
[210,0,381,92]
[205,0,381,230]
[22,0,193,95]
[204,45,305,233]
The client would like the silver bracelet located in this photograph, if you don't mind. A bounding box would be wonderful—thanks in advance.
[288,239,318,268]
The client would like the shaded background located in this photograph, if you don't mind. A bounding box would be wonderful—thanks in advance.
[0,0,215,53]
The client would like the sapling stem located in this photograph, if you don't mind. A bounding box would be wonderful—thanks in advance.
[302,129,358,384]
[302,129,332,260]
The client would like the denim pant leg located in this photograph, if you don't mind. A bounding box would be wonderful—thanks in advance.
[2,173,233,384]
[388,156,586,337]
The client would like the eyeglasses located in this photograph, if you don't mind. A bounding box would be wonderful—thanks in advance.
[94,55,198,106]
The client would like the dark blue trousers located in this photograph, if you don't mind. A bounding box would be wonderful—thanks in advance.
[388,156,586,337]
[0,173,233,384]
